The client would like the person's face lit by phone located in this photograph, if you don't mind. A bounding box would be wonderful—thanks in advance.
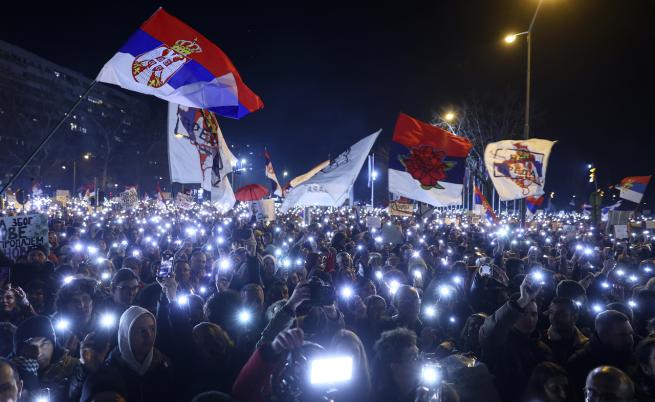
[130,315,156,363]
[113,279,140,307]
[175,261,192,284]
[515,301,538,334]
[66,290,93,323]
[0,291,16,312]
[0,361,22,402]
[26,337,54,369]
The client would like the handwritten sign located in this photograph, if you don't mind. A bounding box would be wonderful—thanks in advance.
[389,201,414,217]
[614,225,629,240]
[175,193,195,210]
[366,216,382,229]
[0,214,48,260]
[120,188,138,209]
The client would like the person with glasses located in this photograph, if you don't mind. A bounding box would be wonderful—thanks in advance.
[584,366,636,402]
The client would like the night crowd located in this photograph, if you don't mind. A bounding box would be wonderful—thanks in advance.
[1,198,655,402]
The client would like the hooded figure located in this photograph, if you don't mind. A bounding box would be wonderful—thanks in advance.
[81,306,177,402]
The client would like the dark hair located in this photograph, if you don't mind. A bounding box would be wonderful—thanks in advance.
[204,290,241,337]
[556,279,586,300]
[606,302,633,322]
[0,323,17,358]
[111,268,139,288]
[55,277,98,312]
[191,391,235,402]
[595,309,630,335]
[373,327,417,365]
[524,362,567,401]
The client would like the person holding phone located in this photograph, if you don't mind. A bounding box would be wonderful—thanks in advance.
[479,275,552,402]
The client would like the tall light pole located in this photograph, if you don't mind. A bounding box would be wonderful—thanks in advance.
[504,0,544,225]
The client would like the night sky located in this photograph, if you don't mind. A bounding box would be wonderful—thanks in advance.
[2,0,654,206]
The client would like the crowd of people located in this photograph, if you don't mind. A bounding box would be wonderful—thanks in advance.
[1,197,655,402]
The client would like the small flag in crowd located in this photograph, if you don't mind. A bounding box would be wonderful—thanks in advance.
[526,195,544,215]
[474,186,498,223]
[484,139,556,201]
[617,176,651,203]
[97,8,263,119]
[388,113,472,207]
[264,149,283,197]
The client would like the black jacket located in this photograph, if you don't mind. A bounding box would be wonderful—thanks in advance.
[479,300,552,402]
[566,333,638,401]
[81,347,176,402]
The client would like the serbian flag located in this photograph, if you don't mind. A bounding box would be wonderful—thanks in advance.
[474,186,498,223]
[526,195,544,215]
[389,113,472,206]
[617,176,651,203]
[96,8,263,119]
[264,149,283,197]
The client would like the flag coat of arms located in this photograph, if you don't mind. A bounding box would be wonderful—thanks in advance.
[97,8,263,119]
[617,176,651,203]
[473,186,498,223]
[526,195,544,215]
[388,113,472,206]
[484,139,556,201]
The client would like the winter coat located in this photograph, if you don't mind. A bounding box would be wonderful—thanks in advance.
[479,300,552,402]
[543,325,588,366]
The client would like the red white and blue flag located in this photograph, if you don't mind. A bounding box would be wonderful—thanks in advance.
[264,149,283,197]
[97,8,263,119]
[389,113,472,206]
[526,195,544,215]
[617,176,651,203]
[474,186,498,223]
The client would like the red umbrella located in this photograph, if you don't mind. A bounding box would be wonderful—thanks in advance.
[234,184,269,201]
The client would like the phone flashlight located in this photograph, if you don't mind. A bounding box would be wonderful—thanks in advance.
[309,356,353,385]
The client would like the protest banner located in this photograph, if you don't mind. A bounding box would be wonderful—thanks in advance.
[175,193,195,210]
[254,199,276,222]
[55,190,71,204]
[614,225,629,240]
[366,216,382,229]
[119,188,138,209]
[389,201,414,217]
[0,214,48,260]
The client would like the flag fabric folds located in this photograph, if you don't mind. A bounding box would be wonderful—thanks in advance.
[281,131,380,212]
[617,176,651,203]
[388,113,472,206]
[484,139,556,201]
[473,186,498,223]
[288,160,330,189]
[167,102,236,208]
[526,195,544,215]
[97,8,263,119]
[263,149,283,197]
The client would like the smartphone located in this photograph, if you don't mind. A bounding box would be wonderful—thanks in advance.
[480,265,492,276]
[309,356,353,385]
[157,259,173,279]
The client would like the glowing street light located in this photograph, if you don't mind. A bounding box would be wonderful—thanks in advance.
[444,111,456,122]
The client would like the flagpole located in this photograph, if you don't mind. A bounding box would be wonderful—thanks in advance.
[0,81,98,196]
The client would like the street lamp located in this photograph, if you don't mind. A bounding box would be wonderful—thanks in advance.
[504,0,545,225]
[444,111,456,122]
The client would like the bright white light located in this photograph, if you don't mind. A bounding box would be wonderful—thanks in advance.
[238,310,252,324]
[424,305,436,318]
[87,245,98,255]
[389,280,400,294]
[584,248,592,256]
[629,275,638,283]
[439,285,452,298]
[616,269,625,277]
[101,272,111,281]
[73,243,83,252]
[645,267,653,273]
[628,300,638,308]
[36,397,49,402]
[413,270,422,279]
[452,276,462,285]
[55,318,71,331]
[601,282,610,289]
[63,275,74,285]
[340,286,354,299]
[357,245,363,251]
[100,313,117,328]
[421,364,442,386]
[374,236,383,243]
[576,244,583,251]
[177,295,189,306]
[219,259,231,270]
[592,304,603,313]
[309,356,353,385]
[449,316,456,323]
[132,250,140,257]
[375,271,383,280]
[532,271,545,283]
[412,251,420,258]
[575,301,583,307]
[199,286,207,294]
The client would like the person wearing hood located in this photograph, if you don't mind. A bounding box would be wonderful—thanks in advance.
[10,315,95,402]
[81,305,176,402]
[479,275,552,402]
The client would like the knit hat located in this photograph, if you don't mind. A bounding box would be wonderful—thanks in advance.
[13,315,56,355]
